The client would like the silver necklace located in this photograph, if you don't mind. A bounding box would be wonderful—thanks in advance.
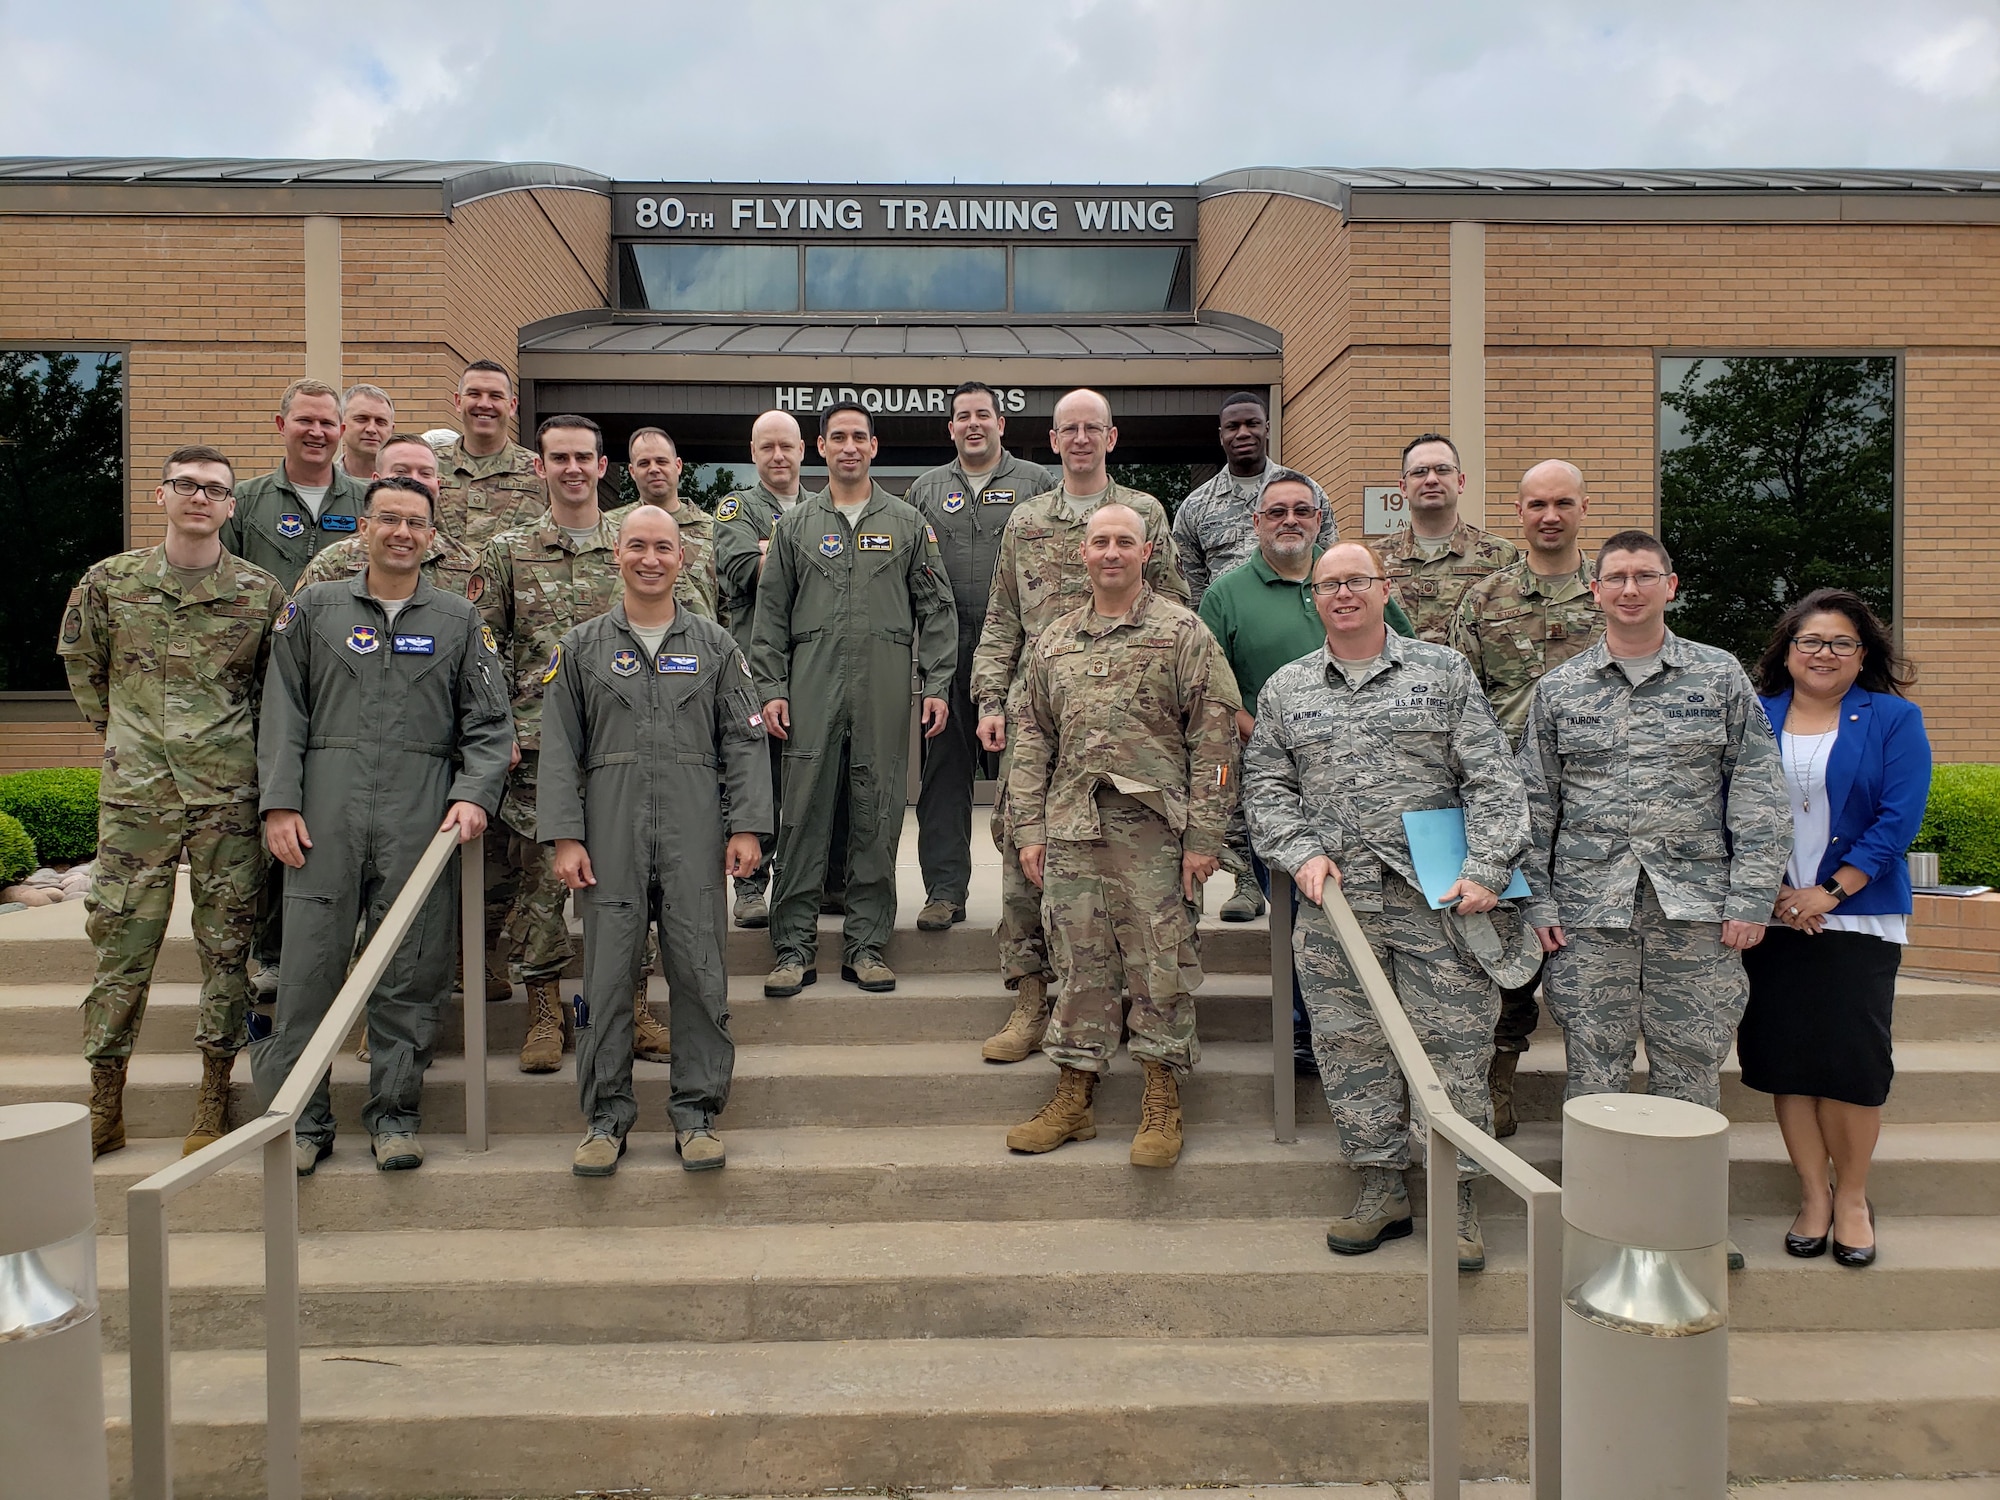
[1785,724,1834,811]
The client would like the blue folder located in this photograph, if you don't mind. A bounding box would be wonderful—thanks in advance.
[1401,807,1530,909]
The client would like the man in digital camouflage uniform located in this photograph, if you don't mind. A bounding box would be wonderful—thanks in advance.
[1169,390,1336,921]
[1377,433,1518,645]
[1448,458,1603,1134]
[541,505,772,1177]
[254,477,512,1174]
[435,360,548,549]
[970,389,1189,1064]
[60,444,286,1159]
[905,380,1056,931]
[1245,540,1531,1271]
[713,409,845,928]
[1004,503,1241,1170]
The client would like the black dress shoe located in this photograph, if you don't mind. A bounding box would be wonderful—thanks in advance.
[1832,1202,1876,1268]
[1785,1192,1832,1258]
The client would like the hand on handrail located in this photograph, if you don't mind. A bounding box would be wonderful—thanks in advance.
[1294,854,1341,905]
[441,801,488,843]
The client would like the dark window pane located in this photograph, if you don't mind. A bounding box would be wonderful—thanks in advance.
[806,246,1006,312]
[0,352,125,692]
[1660,355,1896,666]
[624,244,798,311]
[1013,246,1190,314]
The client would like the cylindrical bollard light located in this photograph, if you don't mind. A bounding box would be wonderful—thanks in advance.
[1561,1093,1731,1500]
[0,1102,109,1500]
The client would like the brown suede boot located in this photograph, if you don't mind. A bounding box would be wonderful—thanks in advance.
[1005,1065,1098,1153]
[982,976,1051,1064]
[1488,1050,1521,1139]
[182,1052,235,1156]
[1130,1059,1184,1168]
[633,983,671,1063]
[519,980,569,1073]
[90,1057,127,1159]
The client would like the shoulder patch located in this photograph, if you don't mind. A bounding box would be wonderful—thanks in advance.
[739,654,752,677]
[61,607,83,644]
[273,599,299,634]
[465,573,485,604]
[717,497,741,521]
[481,624,498,655]
[924,524,939,544]
[540,644,562,684]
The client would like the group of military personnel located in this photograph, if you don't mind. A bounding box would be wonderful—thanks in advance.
[62,370,1790,1250]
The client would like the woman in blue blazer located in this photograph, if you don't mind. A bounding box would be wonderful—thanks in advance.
[1741,588,1932,1269]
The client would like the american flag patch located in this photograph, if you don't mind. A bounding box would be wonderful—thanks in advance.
[749,713,764,728]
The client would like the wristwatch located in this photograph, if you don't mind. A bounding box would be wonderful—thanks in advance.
[1820,875,1849,901]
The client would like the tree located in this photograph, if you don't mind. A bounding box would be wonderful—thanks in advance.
[610,462,742,513]
[1111,463,1196,519]
[0,353,125,692]
[1661,356,1894,666]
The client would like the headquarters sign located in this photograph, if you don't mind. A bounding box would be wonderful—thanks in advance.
[615,183,1195,242]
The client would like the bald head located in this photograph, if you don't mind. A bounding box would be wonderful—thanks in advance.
[1084,502,1145,545]
[1053,388,1113,429]
[1079,500,1152,606]
[617,502,685,611]
[1515,458,1590,564]
[751,409,802,446]
[1519,459,1585,497]
[750,409,805,497]
[1051,388,1117,492]
[617,502,681,546]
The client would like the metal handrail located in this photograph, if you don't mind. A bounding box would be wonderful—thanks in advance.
[1270,868,1562,1500]
[125,827,486,1500]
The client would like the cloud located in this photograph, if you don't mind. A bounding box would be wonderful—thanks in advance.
[3,0,1997,178]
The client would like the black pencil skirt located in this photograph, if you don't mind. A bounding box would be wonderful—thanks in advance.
[1738,924,1900,1107]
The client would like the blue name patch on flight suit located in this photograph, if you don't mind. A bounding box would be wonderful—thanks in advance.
[857,533,893,551]
[348,626,379,654]
[392,634,436,654]
[658,654,699,673]
[277,514,306,538]
[611,649,641,677]
[320,514,358,532]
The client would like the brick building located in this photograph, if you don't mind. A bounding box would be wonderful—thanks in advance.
[2,160,1991,765]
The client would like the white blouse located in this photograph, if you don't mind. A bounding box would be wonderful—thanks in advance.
[1781,726,1906,944]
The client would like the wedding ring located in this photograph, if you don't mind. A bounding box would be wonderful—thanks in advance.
[1788,906,1800,916]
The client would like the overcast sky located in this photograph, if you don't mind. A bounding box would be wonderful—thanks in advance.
[5,1,1999,180]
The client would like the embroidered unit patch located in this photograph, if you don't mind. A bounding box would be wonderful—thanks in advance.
[612,649,640,677]
[540,644,562,684]
[942,491,966,514]
[277,514,306,539]
[347,625,379,655]
[717,497,741,521]
[820,534,843,557]
[274,599,299,634]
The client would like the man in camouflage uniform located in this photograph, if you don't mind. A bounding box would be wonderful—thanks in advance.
[1170,391,1335,920]
[624,426,718,620]
[1521,529,1789,1116]
[1449,458,1603,1134]
[1004,503,1241,1169]
[294,434,482,600]
[222,378,370,590]
[906,380,1056,931]
[59,445,286,1159]
[477,415,681,1071]
[436,360,548,548]
[713,410,844,928]
[1378,433,1518,645]
[971,389,1189,1063]
[1245,541,1531,1271]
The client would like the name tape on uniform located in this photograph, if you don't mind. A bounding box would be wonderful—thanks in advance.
[658,654,699,673]
[857,533,893,551]
[392,634,436,655]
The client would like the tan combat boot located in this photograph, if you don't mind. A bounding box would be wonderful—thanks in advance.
[1130,1059,1185,1168]
[633,983,671,1063]
[482,947,514,1003]
[519,980,569,1073]
[1457,1180,1486,1273]
[1326,1165,1414,1255]
[89,1057,128,1159]
[182,1052,235,1157]
[1488,1050,1521,1139]
[1005,1065,1098,1153]
[982,976,1051,1064]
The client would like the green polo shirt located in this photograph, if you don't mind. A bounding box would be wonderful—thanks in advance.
[1198,547,1415,712]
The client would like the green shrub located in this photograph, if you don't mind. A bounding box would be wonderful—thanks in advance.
[0,811,34,885]
[1915,763,2000,887]
[0,767,100,863]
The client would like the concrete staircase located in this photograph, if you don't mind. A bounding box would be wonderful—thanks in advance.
[5,826,1998,1497]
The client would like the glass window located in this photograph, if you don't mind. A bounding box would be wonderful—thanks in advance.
[806,246,1006,312]
[1660,355,1895,665]
[1013,246,1191,314]
[621,244,799,312]
[0,352,124,693]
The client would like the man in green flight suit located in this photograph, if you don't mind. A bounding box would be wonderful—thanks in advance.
[221,378,370,590]
[748,401,958,997]
[253,476,513,1175]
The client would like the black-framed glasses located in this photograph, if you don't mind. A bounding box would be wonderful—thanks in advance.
[1792,634,1862,658]
[1310,576,1386,597]
[1598,570,1670,590]
[165,477,233,502]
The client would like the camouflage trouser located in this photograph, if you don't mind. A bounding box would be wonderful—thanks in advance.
[990,760,1054,989]
[1543,875,1748,1110]
[484,817,573,982]
[83,799,264,1062]
[1041,789,1201,1074]
[1294,872,1497,1176]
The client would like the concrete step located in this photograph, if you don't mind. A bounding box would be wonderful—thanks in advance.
[92,1213,2000,1352]
[98,1329,2000,1496]
[84,1121,2000,1236]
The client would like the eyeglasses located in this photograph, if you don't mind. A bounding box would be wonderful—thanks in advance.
[1310,576,1385,597]
[1598,571,1670,591]
[1792,635,1862,658]
[1054,422,1110,441]
[1403,463,1459,480]
[1258,504,1321,521]
[368,514,435,532]
[165,477,233,502]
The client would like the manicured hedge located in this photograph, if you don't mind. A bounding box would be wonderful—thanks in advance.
[0,811,34,885]
[1915,763,2000,887]
[0,767,100,863]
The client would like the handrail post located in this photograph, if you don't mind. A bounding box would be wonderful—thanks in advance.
[1528,1184,1564,1500]
[460,833,487,1152]
[263,1126,302,1500]
[126,1187,172,1500]
[1428,1116,1461,1500]
[1269,868,1297,1144]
